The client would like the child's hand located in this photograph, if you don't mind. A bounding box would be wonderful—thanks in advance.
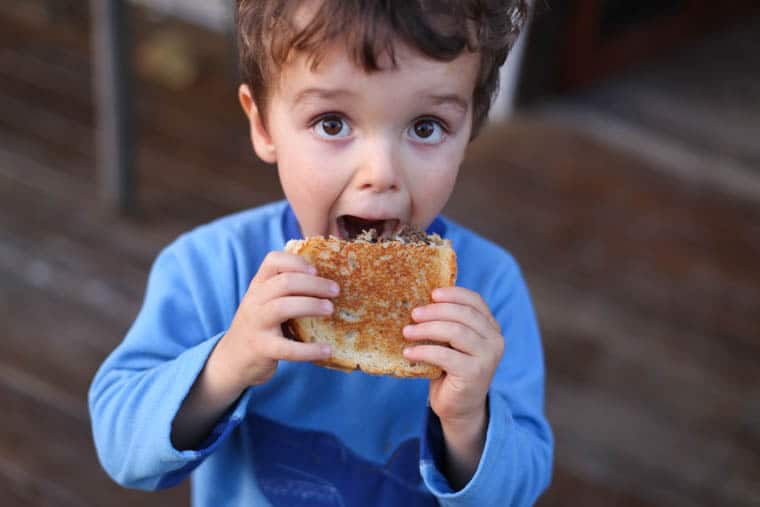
[402,287,503,485]
[173,252,336,449]
[403,287,503,423]
[221,251,337,389]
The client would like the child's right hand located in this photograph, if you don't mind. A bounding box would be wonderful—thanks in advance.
[218,251,337,388]
[172,251,337,450]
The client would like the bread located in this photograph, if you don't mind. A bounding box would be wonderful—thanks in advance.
[284,232,457,378]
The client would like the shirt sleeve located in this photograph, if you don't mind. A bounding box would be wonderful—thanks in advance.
[419,261,554,506]
[88,235,252,490]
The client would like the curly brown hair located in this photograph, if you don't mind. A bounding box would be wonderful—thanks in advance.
[237,0,527,137]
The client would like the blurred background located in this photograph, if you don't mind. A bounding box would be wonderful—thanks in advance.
[1,1,759,506]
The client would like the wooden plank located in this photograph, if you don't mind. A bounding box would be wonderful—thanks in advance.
[0,455,84,507]
[0,148,168,270]
[0,267,132,397]
[535,279,758,422]
[537,463,658,507]
[0,85,93,177]
[549,382,760,506]
[537,293,760,505]
[0,376,188,506]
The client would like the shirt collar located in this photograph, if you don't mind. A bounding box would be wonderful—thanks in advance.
[282,204,446,241]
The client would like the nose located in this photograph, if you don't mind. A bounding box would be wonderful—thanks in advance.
[355,137,401,193]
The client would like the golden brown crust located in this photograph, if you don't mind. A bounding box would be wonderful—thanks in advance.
[285,236,457,379]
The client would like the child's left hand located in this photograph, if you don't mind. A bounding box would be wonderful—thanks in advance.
[403,287,504,429]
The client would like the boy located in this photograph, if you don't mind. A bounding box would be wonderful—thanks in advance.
[89,1,553,506]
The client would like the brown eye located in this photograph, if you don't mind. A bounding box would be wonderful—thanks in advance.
[322,117,342,135]
[413,120,435,138]
[315,115,350,138]
[409,118,443,143]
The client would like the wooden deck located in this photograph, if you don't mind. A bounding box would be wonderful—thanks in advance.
[1,4,758,506]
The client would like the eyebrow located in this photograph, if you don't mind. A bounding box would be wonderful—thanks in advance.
[292,88,469,115]
[292,88,357,105]
[425,94,469,114]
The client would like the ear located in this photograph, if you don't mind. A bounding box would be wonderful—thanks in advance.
[238,84,277,164]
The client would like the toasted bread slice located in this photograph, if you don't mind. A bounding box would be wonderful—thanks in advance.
[285,234,456,378]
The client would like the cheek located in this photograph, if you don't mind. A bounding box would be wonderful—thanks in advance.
[276,147,349,229]
[427,169,458,206]
[273,135,324,198]
[408,159,459,221]
[279,159,334,206]
[412,144,461,193]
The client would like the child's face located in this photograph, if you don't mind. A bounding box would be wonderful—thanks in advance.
[240,42,479,239]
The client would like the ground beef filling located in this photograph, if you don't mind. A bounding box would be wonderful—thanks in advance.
[353,225,442,245]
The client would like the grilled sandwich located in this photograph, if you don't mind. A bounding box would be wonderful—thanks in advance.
[284,227,456,378]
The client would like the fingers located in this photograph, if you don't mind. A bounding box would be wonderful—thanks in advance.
[403,321,479,356]
[224,251,339,387]
[411,302,497,343]
[404,288,504,376]
[258,296,334,328]
[264,272,339,301]
[246,252,339,322]
[261,336,332,363]
[254,251,317,284]
[430,287,500,333]
[403,344,470,378]
[250,271,338,328]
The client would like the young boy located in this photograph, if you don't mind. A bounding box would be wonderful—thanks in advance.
[89,1,553,506]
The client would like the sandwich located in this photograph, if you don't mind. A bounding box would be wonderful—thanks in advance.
[284,226,457,379]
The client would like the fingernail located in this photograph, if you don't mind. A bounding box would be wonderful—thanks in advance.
[308,265,318,275]
[321,345,332,357]
[412,308,423,319]
[322,300,333,313]
[329,282,340,295]
[432,289,443,299]
[402,325,413,336]
[403,347,413,357]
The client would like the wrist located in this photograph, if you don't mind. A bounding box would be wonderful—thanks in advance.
[440,403,488,446]
[438,402,489,490]
[204,334,249,401]
[171,336,246,450]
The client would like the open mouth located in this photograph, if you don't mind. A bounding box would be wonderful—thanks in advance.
[337,215,400,240]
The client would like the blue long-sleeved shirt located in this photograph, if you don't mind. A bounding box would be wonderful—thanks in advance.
[89,200,553,506]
